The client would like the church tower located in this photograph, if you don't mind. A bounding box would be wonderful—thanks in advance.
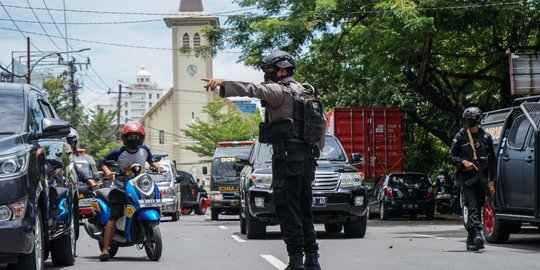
[163,0,218,172]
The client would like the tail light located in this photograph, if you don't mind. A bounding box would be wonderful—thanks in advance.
[427,187,433,198]
[384,186,393,197]
[191,188,196,196]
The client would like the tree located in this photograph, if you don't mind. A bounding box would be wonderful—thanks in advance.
[77,105,121,161]
[206,0,540,173]
[182,99,261,157]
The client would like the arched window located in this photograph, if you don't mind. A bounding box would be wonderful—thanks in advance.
[182,33,190,48]
[194,33,201,47]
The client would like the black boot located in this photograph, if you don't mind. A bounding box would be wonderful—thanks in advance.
[285,254,304,270]
[466,231,477,251]
[304,252,321,270]
[473,229,485,250]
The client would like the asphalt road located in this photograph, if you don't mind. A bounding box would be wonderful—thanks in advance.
[4,213,540,270]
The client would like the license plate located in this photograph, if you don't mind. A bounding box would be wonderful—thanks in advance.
[139,199,161,207]
[312,197,327,207]
[403,204,418,209]
[79,198,93,207]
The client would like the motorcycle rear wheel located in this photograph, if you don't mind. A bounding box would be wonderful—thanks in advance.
[143,222,162,261]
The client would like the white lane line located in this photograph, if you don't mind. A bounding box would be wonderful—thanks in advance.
[261,255,287,270]
[410,233,448,240]
[219,225,227,230]
[231,234,246,243]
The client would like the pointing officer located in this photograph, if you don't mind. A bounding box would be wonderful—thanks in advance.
[449,107,496,251]
[204,50,325,270]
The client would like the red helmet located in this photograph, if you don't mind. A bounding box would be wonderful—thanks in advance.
[120,121,146,145]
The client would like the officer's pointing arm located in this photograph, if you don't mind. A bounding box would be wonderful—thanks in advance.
[203,79,286,105]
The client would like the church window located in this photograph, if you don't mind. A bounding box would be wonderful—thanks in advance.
[182,33,190,48]
[194,33,201,47]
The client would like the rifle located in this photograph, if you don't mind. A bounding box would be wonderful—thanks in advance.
[464,161,492,200]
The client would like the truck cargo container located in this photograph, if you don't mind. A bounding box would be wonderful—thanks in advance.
[326,107,404,182]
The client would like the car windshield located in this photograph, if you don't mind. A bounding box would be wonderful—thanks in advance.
[0,90,25,133]
[318,136,346,161]
[152,163,172,186]
[390,174,431,189]
[212,146,252,183]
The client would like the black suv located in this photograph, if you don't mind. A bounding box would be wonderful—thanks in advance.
[0,83,77,269]
[239,134,368,239]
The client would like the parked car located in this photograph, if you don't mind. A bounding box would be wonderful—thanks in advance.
[239,134,368,239]
[0,83,77,269]
[73,149,101,219]
[178,170,208,215]
[367,172,435,220]
[151,158,182,221]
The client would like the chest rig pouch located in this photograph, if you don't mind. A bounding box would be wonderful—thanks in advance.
[460,128,490,170]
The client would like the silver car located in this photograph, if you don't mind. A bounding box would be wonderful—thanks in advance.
[151,159,181,221]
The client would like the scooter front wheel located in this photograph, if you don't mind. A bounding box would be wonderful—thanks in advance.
[143,222,162,261]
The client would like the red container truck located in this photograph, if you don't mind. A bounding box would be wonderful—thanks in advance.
[326,107,404,182]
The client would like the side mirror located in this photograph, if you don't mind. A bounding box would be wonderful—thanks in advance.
[351,153,364,165]
[202,166,208,175]
[38,118,70,139]
[93,171,105,181]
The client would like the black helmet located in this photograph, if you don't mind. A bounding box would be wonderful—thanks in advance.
[259,50,296,70]
[462,107,483,119]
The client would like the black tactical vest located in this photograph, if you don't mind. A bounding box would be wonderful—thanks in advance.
[458,128,490,170]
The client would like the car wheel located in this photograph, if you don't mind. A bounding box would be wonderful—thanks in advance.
[10,207,45,270]
[380,202,388,220]
[344,215,367,238]
[246,204,266,239]
[482,199,511,244]
[171,210,180,221]
[195,198,207,215]
[211,208,219,221]
[324,224,343,233]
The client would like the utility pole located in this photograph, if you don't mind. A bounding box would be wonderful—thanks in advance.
[108,83,130,131]
[69,59,78,129]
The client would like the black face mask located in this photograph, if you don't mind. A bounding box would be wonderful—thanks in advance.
[466,118,480,127]
[264,71,280,83]
[126,138,142,149]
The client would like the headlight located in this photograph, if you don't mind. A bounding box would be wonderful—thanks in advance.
[137,175,153,193]
[339,172,362,188]
[250,173,272,189]
[0,199,27,221]
[0,152,29,178]
[210,193,223,201]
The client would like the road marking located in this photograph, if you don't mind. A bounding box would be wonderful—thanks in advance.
[261,255,287,270]
[410,233,448,240]
[231,234,246,243]
[219,225,227,230]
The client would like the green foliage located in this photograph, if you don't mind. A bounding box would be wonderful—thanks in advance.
[208,0,540,172]
[182,99,261,157]
[77,105,121,161]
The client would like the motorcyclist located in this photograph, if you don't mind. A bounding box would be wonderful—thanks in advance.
[97,121,163,261]
[66,128,99,190]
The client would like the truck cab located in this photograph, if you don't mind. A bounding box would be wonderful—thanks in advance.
[206,141,253,221]
[481,96,540,243]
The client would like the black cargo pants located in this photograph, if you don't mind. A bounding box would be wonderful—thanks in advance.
[272,142,318,256]
[458,172,486,231]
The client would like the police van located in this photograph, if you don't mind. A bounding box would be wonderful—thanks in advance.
[205,141,254,220]
[480,96,540,243]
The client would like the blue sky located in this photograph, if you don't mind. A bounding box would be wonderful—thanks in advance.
[0,0,261,109]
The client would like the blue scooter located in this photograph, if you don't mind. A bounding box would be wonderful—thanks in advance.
[84,161,162,261]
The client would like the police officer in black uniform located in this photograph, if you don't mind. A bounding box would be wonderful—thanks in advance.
[449,107,496,251]
[203,50,324,270]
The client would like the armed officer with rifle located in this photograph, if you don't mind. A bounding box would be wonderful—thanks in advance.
[203,50,325,270]
[449,106,496,251]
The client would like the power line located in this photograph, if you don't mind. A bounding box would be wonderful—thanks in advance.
[25,0,62,51]
[0,17,164,25]
[0,0,41,52]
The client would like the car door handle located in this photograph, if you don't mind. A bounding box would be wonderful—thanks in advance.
[502,155,510,161]
[525,156,533,163]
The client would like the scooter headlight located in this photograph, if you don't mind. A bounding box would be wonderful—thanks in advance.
[137,175,154,193]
